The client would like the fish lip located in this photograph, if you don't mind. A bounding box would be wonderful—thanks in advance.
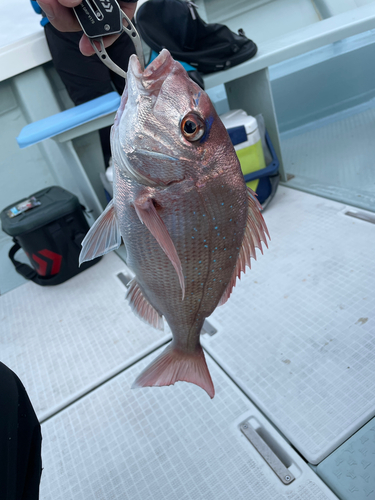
[129,54,143,80]
[142,49,170,79]
[129,49,173,90]
[113,51,145,127]
[114,85,128,127]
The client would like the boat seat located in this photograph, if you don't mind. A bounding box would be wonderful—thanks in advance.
[16,91,121,148]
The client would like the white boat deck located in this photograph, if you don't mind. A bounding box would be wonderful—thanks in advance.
[1,186,374,498]
[39,348,337,500]
[0,252,171,422]
[203,186,375,464]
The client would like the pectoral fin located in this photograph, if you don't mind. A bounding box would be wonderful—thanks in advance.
[79,200,121,265]
[219,187,270,306]
[134,197,185,300]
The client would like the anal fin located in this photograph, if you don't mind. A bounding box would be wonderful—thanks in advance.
[126,279,164,330]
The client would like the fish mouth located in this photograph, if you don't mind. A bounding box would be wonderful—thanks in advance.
[129,49,175,92]
[114,50,172,126]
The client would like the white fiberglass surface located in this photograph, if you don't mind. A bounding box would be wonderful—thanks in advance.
[0,0,43,49]
[0,252,171,421]
[40,348,338,500]
[202,186,375,464]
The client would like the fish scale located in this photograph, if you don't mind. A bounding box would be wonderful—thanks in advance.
[80,49,269,398]
[116,175,244,340]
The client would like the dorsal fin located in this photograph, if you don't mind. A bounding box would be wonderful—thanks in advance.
[218,187,270,306]
[126,279,164,330]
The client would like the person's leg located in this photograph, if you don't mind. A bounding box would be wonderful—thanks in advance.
[0,363,42,500]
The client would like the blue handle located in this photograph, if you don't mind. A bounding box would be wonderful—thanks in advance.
[30,0,42,14]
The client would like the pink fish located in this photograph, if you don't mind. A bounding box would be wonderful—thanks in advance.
[80,49,269,398]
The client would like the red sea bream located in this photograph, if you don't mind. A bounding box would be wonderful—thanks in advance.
[79,49,269,398]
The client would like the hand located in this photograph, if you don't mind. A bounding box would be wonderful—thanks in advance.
[37,0,137,56]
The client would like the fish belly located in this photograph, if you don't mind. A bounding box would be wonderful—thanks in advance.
[114,169,247,349]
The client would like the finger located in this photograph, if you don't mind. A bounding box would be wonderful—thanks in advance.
[57,0,83,6]
[38,0,82,31]
[118,2,137,22]
[79,33,121,56]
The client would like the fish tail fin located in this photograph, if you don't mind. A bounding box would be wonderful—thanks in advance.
[132,343,215,398]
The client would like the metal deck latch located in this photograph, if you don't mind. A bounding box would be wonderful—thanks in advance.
[201,319,218,336]
[240,420,295,485]
[117,272,133,287]
[345,210,375,224]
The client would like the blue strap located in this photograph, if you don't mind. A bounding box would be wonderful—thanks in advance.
[30,0,42,14]
[148,50,196,72]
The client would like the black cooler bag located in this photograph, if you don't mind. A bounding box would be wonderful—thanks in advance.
[1,186,101,286]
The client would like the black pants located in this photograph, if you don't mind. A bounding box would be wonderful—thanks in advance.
[44,23,135,166]
[0,363,42,500]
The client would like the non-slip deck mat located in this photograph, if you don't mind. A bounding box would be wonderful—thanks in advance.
[40,349,338,500]
[0,252,171,421]
[202,186,375,464]
[315,417,375,500]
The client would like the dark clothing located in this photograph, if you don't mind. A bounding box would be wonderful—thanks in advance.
[0,363,42,500]
[44,23,135,166]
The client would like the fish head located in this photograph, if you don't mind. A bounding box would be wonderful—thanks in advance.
[111,49,234,186]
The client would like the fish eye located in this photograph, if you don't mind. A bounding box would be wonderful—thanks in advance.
[181,113,205,142]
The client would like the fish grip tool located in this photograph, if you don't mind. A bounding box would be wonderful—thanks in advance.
[73,0,145,79]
